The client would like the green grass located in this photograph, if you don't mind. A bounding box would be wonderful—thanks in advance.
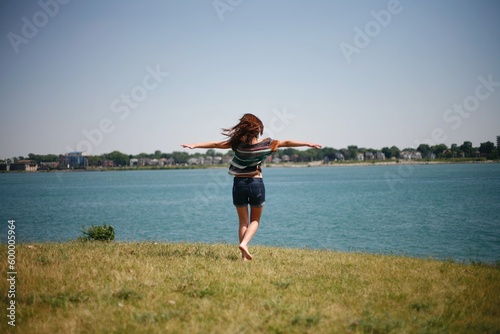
[1,242,499,333]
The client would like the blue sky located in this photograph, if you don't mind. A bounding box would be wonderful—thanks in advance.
[1,0,499,158]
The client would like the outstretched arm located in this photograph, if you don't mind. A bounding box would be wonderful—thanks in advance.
[273,140,322,150]
[181,141,231,149]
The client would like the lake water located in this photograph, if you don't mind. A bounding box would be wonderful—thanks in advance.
[1,163,499,263]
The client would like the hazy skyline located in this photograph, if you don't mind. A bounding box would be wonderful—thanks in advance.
[1,0,499,158]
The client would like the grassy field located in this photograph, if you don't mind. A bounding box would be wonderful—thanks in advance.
[1,242,499,333]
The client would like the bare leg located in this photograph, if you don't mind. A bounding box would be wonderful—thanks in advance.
[236,206,249,260]
[236,206,249,243]
[238,205,263,260]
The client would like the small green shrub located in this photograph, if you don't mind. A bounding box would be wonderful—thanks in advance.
[79,224,115,242]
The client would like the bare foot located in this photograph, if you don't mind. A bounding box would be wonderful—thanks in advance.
[239,244,253,260]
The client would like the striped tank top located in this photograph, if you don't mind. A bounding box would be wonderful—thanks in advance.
[228,138,276,177]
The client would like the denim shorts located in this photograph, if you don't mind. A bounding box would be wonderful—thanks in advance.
[232,177,266,207]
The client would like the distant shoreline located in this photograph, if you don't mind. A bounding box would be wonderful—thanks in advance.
[290,159,500,168]
[1,158,498,173]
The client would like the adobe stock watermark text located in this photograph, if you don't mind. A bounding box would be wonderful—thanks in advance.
[66,64,169,154]
[7,0,71,54]
[6,220,17,327]
[340,0,410,64]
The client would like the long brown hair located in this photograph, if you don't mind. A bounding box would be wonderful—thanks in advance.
[222,113,264,150]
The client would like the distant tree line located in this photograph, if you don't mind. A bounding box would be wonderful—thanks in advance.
[3,139,499,167]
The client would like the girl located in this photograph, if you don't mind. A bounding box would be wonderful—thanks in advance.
[181,113,321,260]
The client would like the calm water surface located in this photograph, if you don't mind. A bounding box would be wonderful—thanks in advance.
[1,163,499,263]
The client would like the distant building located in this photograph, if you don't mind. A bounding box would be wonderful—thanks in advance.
[376,151,385,160]
[400,151,422,160]
[102,160,114,167]
[334,152,344,161]
[413,152,422,159]
[159,158,174,166]
[138,158,151,166]
[365,152,375,160]
[0,160,38,172]
[187,157,200,165]
[61,152,88,168]
[40,162,59,170]
[400,151,410,160]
